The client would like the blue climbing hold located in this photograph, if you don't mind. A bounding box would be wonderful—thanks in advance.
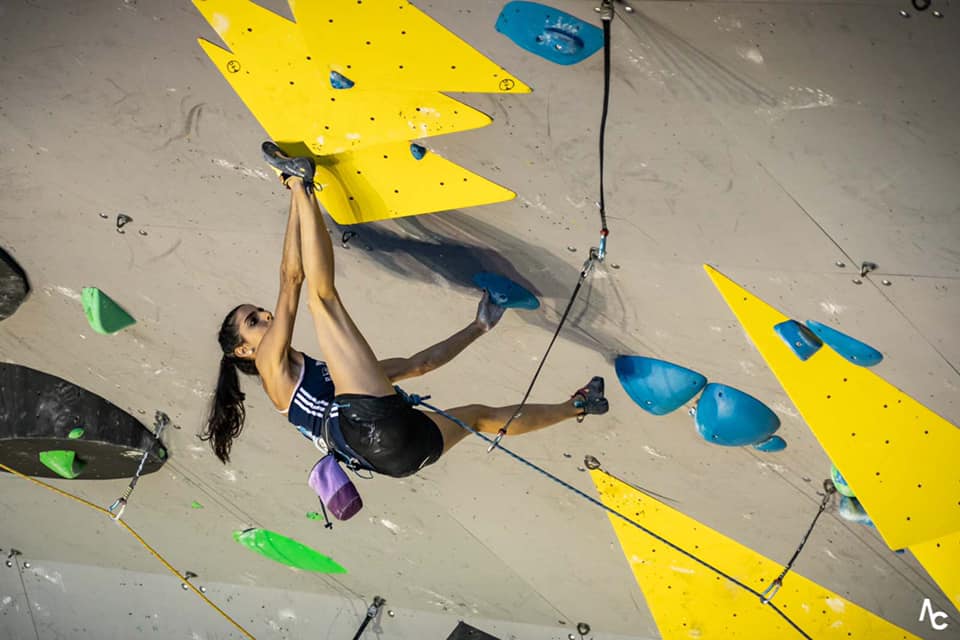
[774,319,823,361]
[693,383,781,447]
[752,435,787,452]
[495,1,604,66]
[329,70,355,90]
[804,320,883,367]
[473,273,540,310]
[410,143,427,160]
[837,496,874,527]
[614,356,707,416]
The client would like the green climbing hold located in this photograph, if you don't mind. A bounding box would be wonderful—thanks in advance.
[38,450,86,479]
[68,427,85,439]
[81,287,135,335]
[233,528,346,573]
[191,500,204,509]
[306,511,322,520]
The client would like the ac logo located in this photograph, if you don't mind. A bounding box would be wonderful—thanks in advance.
[919,598,949,631]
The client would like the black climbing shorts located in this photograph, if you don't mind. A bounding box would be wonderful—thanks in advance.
[334,392,444,478]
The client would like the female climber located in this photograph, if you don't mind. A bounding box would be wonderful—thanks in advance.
[201,142,609,477]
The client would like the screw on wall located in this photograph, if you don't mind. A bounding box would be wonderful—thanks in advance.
[5,548,22,568]
[181,570,198,590]
[116,214,133,234]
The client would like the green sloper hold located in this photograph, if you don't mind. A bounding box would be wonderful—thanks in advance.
[68,428,85,439]
[38,450,86,479]
[233,528,346,573]
[81,287,135,335]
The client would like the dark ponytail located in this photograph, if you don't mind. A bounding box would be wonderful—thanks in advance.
[201,305,260,463]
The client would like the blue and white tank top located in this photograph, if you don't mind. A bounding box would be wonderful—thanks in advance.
[278,353,339,440]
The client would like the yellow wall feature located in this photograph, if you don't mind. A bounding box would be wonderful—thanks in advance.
[194,0,492,155]
[703,265,960,552]
[288,0,531,94]
[591,469,920,639]
[907,531,960,610]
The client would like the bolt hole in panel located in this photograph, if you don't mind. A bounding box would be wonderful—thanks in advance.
[495,1,604,65]
[288,0,530,93]
[693,383,781,447]
[704,264,960,555]
[614,356,706,416]
[805,320,883,367]
[194,0,494,156]
[590,470,922,639]
[0,364,167,479]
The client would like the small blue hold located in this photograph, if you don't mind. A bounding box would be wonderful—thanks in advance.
[329,70,355,90]
[752,435,787,452]
[473,272,539,310]
[410,143,427,160]
[774,320,823,362]
[805,320,883,367]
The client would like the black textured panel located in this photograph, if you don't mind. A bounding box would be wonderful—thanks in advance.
[0,363,167,479]
[446,621,501,640]
[0,247,29,321]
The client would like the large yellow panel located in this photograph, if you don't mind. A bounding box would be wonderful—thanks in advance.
[194,0,493,155]
[909,531,960,610]
[312,144,515,225]
[288,0,531,94]
[591,469,920,639]
[704,265,960,550]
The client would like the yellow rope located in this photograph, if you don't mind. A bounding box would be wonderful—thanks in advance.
[0,462,256,639]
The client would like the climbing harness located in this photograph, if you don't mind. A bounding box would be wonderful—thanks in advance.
[400,393,813,639]
[489,1,615,451]
[761,479,837,604]
[109,410,169,520]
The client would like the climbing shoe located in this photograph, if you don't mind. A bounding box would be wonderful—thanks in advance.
[261,141,315,185]
[572,376,608,422]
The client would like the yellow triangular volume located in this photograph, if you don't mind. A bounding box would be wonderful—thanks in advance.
[313,143,514,225]
[590,469,920,639]
[703,265,960,552]
[194,0,492,155]
[908,531,960,610]
[289,0,531,94]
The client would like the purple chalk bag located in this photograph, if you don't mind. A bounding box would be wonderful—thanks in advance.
[308,455,363,524]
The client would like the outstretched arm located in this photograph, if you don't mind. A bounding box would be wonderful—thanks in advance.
[256,189,305,404]
[380,291,506,382]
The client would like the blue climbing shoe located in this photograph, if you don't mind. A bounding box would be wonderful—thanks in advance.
[572,376,608,422]
[261,141,315,185]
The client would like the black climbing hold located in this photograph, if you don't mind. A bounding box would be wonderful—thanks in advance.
[0,247,29,321]
[0,363,167,479]
[445,621,501,640]
[912,0,931,11]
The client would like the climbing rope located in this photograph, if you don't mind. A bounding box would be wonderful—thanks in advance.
[489,1,616,451]
[0,460,256,639]
[761,479,837,604]
[396,391,812,639]
[109,410,169,520]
